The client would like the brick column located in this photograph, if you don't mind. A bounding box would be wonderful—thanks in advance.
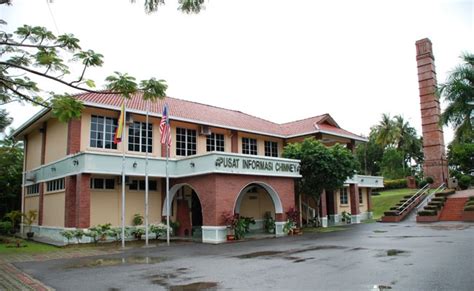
[75,174,91,228]
[231,130,238,153]
[38,123,47,225]
[67,118,81,154]
[320,189,328,227]
[349,184,361,223]
[366,188,372,212]
[64,176,77,227]
[415,38,449,188]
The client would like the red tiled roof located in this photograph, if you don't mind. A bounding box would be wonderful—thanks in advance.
[75,92,366,141]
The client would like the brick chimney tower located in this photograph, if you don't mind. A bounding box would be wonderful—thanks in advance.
[415,38,449,188]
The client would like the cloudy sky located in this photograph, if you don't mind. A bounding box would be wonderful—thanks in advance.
[2,0,473,143]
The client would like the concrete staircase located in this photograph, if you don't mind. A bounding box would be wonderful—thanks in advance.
[439,198,468,221]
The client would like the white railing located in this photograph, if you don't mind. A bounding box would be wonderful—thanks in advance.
[397,183,431,215]
[416,183,446,213]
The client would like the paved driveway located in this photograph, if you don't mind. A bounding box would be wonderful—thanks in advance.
[14,221,474,290]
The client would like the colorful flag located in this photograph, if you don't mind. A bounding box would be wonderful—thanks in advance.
[114,102,125,144]
[160,104,171,145]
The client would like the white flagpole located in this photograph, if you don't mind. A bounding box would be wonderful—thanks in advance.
[166,141,170,246]
[121,102,126,249]
[145,100,149,246]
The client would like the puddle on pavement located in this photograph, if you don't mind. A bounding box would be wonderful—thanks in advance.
[169,282,219,291]
[349,247,367,251]
[108,288,120,291]
[436,240,454,244]
[372,284,392,290]
[386,249,407,256]
[292,245,346,254]
[66,256,164,269]
[236,251,283,259]
[422,224,471,231]
[373,230,387,233]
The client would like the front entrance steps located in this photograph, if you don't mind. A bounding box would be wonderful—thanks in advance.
[439,197,469,221]
[380,185,430,222]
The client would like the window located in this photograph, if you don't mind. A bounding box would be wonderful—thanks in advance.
[46,178,65,192]
[128,122,152,153]
[340,187,348,204]
[242,137,257,155]
[359,189,364,204]
[176,128,197,156]
[206,133,225,152]
[90,115,118,149]
[264,141,278,157]
[129,179,157,191]
[26,184,40,195]
[90,178,115,190]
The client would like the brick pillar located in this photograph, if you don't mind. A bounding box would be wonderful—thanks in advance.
[349,184,360,223]
[231,130,238,153]
[64,176,77,227]
[346,140,356,153]
[366,188,372,212]
[38,123,47,225]
[38,183,44,225]
[75,174,91,228]
[415,38,449,188]
[67,118,81,154]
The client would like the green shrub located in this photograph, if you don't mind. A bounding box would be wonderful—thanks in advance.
[465,201,474,206]
[459,175,472,190]
[435,189,455,197]
[419,180,428,189]
[418,209,437,216]
[383,179,408,190]
[425,177,434,184]
[403,194,415,199]
[383,210,399,216]
[469,196,474,201]
[464,205,474,212]
[425,205,440,211]
[431,197,446,202]
[371,192,381,196]
[0,221,12,234]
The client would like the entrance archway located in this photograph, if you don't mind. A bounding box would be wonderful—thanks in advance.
[234,182,283,231]
[162,183,203,237]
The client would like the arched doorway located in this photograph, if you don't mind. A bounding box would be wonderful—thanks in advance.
[162,183,203,238]
[234,182,283,232]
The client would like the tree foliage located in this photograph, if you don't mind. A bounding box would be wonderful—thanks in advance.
[0,133,23,217]
[448,142,474,176]
[0,23,167,122]
[439,52,474,144]
[283,138,358,198]
[355,135,384,176]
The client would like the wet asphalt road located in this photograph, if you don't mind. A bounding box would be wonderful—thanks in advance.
[15,221,474,291]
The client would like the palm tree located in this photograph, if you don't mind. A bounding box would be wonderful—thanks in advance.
[371,113,396,148]
[439,53,474,143]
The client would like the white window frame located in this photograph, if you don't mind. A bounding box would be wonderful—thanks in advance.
[90,178,115,190]
[264,140,278,157]
[129,179,158,191]
[128,121,153,153]
[26,183,40,195]
[90,115,118,150]
[206,133,225,152]
[340,187,349,205]
[46,178,65,192]
[242,137,257,155]
[176,128,197,156]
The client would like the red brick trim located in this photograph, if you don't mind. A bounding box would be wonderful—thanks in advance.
[349,184,359,215]
[366,188,372,212]
[231,130,238,153]
[64,176,77,227]
[67,117,82,155]
[320,190,327,217]
[76,174,91,228]
[37,183,44,225]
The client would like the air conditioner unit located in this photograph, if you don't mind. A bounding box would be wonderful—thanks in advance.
[125,112,134,125]
[25,173,36,183]
[199,125,211,136]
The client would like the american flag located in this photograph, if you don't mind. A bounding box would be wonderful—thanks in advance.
[160,104,171,145]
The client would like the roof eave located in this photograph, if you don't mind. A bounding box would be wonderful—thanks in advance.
[11,107,51,139]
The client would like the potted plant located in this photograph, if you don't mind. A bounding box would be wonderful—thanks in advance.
[132,213,144,226]
[22,210,37,239]
[341,211,351,224]
[222,211,237,240]
[286,207,300,234]
[263,212,275,234]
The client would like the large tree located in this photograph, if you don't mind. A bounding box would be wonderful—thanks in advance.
[283,138,359,198]
[0,23,167,122]
[0,132,23,217]
[439,53,474,143]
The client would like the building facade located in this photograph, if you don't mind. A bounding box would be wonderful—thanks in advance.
[15,93,383,243]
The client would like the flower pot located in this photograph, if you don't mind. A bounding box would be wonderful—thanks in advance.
[26,232,34,239]
[227,234,235,241]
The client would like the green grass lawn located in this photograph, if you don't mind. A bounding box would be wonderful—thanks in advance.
[0,236,59,255]
[372,188,416,219]
[302,225,348,233]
